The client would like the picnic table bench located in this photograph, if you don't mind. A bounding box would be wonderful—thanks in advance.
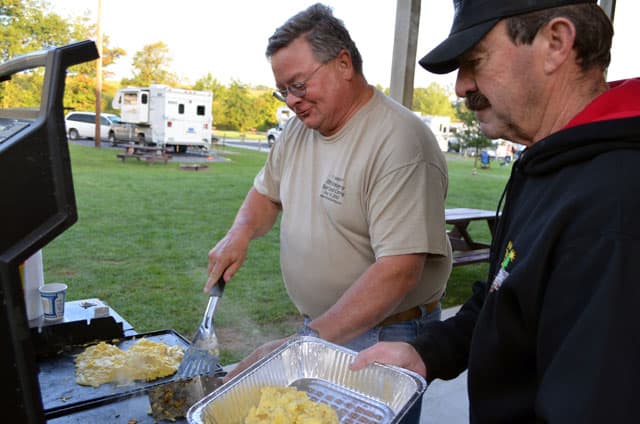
[116,144,172,164]
[446,208,499,266]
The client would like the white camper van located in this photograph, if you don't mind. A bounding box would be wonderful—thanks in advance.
[111,84,213,153]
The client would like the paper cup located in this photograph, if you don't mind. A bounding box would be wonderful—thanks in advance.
[39,283,67,321]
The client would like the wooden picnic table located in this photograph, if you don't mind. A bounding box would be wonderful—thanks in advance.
[446,208,499,266]
[116,144,172,164]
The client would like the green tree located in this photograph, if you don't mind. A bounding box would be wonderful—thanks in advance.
[67,15,125,79]
[0,0,71,62]
[374,84,389,95]
[64,16,125,112]
[193,76,282,132]
[0,0,70,108]
[253,90,282,131]
[0,72,44,109]
[221,80,254,132]
[193,73,227,129]
[454,99,493,171]
[413,82,455,118]
[121,41,178,87]
[0,0,125,111]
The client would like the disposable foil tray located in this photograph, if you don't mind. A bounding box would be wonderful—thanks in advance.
[187,336,426,424]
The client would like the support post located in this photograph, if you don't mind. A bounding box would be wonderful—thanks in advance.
[389,0,421,109]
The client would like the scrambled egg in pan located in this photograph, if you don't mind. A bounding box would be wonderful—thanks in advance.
[75,339,184,387]
[245,386,339,424]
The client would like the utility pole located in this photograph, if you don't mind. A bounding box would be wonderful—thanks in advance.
[94,0,103,148]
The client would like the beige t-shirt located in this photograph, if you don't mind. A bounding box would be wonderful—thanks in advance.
[254,89,452,318]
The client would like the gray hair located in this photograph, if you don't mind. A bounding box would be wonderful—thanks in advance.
[505,3,613,72]
[265,3,364,75]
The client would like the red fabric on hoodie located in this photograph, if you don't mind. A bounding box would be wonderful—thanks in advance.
[564,78,640,129]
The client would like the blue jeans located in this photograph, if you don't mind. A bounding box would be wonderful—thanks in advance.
[340,303,441,351]
[305,303,441,424]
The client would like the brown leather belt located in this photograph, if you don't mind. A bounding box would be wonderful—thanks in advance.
[378,299,440,327]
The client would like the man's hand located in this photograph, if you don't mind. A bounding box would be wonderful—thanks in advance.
[349,341,427,378]
[222,337,291,382]
[205,230,250,292]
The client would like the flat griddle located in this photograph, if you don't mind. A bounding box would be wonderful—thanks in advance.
[38,329,198,419]
[47,392,180,424]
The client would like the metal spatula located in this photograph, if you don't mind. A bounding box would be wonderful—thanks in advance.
[176,278,225,379]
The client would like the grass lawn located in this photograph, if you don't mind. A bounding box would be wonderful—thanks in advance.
[43,144,510,364]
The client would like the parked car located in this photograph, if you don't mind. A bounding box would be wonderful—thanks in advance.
[64,111,121,142]
[266,123,284,147]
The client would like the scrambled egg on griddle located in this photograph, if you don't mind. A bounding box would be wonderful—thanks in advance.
[245,386,339,424]
[75,338,184,387]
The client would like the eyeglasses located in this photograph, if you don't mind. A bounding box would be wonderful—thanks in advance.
[273,62,326,102]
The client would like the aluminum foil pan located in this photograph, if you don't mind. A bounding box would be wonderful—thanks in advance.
[187,336,426,424]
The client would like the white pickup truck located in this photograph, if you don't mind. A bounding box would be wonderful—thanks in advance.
[266,105,293,147]
[266,123,284,147]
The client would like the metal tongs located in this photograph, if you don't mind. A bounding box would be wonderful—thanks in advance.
[175,277,226,379]
[148,278,227,420]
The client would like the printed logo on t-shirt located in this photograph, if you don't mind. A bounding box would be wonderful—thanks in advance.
[490,241,516,292]
[320,174,345,204]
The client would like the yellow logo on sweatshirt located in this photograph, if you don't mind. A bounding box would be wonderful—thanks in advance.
[490,241,516,292]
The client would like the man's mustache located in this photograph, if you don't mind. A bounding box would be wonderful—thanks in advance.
[465,91,491,111]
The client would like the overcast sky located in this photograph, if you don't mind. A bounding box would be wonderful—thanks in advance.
[51,1,638,91]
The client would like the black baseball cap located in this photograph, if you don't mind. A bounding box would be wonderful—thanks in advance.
[419,0,597,74]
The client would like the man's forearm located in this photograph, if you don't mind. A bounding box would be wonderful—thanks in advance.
[410,280,485,381]
[310,254,426,344]
[231,187,281,240]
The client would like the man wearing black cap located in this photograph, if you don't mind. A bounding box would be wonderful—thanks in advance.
[352,1,640,421]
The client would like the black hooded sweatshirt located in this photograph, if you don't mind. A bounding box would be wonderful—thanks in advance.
[410,78,640,423]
